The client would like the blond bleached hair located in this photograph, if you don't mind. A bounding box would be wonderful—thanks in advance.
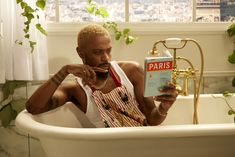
[77,24,110,48]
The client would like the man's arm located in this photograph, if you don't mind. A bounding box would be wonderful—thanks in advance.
[26,63,107,115]
[26,66,73,114]
[121,61,178,126]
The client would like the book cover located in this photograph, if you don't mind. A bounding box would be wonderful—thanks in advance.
[143,51,173,97]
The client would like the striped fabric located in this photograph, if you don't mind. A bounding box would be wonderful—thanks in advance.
[92,85,147,127]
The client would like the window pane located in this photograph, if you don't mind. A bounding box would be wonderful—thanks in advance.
[59,0,124,22]
[129,0,192,22]
[196,0,235,22]
[220,0,235,22]
[45,0,56,22]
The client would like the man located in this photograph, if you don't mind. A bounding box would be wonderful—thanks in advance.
[26,24,178,127]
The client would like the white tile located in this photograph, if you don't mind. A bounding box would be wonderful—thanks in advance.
[204,76,235,94]
[0,126,28,157]
[29,137,47,157]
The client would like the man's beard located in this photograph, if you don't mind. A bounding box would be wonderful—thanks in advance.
[96,63,110,80]
[95,71,109,80]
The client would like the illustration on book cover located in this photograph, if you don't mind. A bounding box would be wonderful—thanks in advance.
[144,50,173,97]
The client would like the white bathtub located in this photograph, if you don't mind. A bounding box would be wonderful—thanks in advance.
[15,94,235,157]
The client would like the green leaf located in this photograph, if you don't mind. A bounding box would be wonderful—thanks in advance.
[227,23,235,37]
[88,0,92,3]
[35,23,47,36]
[223,90,233,97]
[11,99,27,113]
[228,109,235,115]
[26,13,34,21]
[228,50,235,64]
[232,77,235,87]
[21,12,27,17]
[2,81,18,100]
[86,4,95,14]
[23,28,28,33]
[103,22,117,31]
[29,41,37,53]
[125,35,135,45]
[25,6,34,13]
[36,0,46,10]
[123,28,130,35]
[115,31,122,40]
[97,7,109,18]
[24,21,30,25]
[24,34,30,39]
[16,0,23,4]
[0,104,17,127]
[20,2,27,9]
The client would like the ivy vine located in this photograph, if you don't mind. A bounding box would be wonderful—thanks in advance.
[86,0,137,45]
[227,23,235,86]
[0,81,27,127]
[212,91,235,123]
[16,0,47,53]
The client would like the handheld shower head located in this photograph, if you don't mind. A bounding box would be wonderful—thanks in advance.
[165,38,182,46]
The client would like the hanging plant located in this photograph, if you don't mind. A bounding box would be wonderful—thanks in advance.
[212,91,235,123]
[86,0,137,45]
[226,23,235,87]
[15,0,47,52]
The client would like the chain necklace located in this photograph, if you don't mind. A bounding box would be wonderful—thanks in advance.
[93,78,109,90]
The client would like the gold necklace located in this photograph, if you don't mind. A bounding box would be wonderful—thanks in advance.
[93,78,108,90]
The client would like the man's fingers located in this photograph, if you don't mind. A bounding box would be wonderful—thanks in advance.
[92,67,109,73]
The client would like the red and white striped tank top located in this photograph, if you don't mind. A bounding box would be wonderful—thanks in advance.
[76,61,147,127]
[91,63,147,127]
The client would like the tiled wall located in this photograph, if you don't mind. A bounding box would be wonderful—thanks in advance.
[0,75,235,157]
[0,83,47,157]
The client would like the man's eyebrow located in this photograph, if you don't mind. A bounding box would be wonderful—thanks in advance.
[93,47,112,51]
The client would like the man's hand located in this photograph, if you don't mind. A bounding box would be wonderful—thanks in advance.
[65,64,108,86]
[154,82,178,112]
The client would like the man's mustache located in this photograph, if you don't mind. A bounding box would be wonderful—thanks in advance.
[97,62,111,68]
[95,63,110,80]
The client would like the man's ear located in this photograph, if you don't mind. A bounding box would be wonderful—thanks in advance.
[76,46,85,59]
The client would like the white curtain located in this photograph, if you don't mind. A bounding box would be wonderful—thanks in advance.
[0,0,49,84]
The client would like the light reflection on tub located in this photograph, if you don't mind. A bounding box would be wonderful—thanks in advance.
[15,94,235,157]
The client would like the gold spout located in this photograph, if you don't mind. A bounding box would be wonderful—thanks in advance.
[149,38,204,125]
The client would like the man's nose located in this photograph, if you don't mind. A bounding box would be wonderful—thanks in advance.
[102,52,110,61]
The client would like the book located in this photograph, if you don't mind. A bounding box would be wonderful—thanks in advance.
[143,50,173,97]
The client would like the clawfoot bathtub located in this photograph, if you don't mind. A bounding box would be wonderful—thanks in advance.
[15,94,235,157]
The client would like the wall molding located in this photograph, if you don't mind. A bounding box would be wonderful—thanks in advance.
[46,22,232,36]
[202,71,235,77]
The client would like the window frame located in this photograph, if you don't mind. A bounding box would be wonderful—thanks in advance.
[46,0,233,35]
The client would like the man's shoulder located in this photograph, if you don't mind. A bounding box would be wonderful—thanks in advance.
[116,61,140,71]
[115,61,143,83]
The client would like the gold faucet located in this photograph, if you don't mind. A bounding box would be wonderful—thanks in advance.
[148,38,204,124]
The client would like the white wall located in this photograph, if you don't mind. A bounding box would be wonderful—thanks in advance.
[46,23,235,76]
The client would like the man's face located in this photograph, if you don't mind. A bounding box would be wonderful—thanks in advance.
[78,34,112,79]
[80,35,112,68]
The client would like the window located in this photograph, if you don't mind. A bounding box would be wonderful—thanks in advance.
[45,0,235,22]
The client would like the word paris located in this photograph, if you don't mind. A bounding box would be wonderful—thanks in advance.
[146,61,173,71]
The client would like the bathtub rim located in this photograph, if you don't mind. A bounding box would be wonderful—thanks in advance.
[15,109,235,141]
